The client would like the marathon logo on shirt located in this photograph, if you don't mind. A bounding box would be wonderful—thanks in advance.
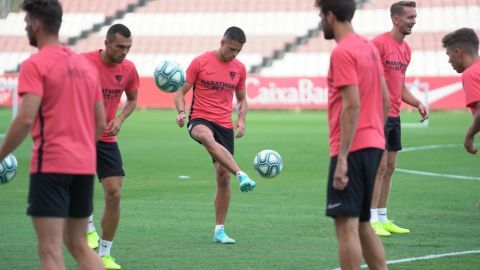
[384,59,408,72]
[200,80,236,91]
[102,88,123,100]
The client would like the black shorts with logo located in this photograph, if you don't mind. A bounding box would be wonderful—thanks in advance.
[326,148,383,222]
[96,141,125,180]
[187,118,234,162]
[385,116,402,151]
[27,173,94,218]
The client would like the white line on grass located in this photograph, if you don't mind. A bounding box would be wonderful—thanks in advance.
[397,144,480,181]
[331,249,480,270]
[396,168,480,181]
[401,144,462,152]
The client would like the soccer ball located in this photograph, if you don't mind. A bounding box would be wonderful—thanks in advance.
[153,60,185,93]
[253,150,283,178]
[0,153,17,184]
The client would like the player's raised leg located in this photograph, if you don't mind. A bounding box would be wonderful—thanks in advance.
[190,123,256,192]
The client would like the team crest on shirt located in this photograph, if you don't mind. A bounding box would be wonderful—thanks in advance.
[115,74,123,84]
[229,71,236,80]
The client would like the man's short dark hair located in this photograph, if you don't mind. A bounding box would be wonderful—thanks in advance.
[315,0,356,22]
[21,0,62,35]
[106,24,131,41]
[223,26,246,44]
[390,1,416,17]
[442,28,479,54]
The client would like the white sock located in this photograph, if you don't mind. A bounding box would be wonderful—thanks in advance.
[214,224,224,233]
[378,208,388,223]
[87,215,96,233]
[236,171,246,182]
[98,239,113,257]
[370,209,379,223]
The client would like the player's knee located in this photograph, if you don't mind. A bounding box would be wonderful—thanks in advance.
[376,162,387,176]
[216,173,230,188]
[37,242,60,259]
[386,161,396,175]
[63,239,82,257]
[105,188,121,203]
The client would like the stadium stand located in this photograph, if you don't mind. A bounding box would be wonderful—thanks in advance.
[260,0,480,76]
[0,0,479,77]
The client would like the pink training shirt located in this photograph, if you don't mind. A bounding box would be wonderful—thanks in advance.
[372,32,411,117]
[186,51,247,129]
[18,45,102,174]
[462,59,480,115]
[83,50,139,142]
[327,34,386,157]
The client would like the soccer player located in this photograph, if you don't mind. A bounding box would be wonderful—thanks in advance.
[0,0,105,269]
[316,0,389,269]
[174,26,257,244]
[370,0,429,236]
[83,24,140,269]
[442,28,480,207]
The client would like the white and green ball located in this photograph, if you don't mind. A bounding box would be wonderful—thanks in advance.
[153,60,185,93]
[253,150,283,178]
[0,153,17,184]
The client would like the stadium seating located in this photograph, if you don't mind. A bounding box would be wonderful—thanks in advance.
[0,0,479,77]
[260,1,480,76]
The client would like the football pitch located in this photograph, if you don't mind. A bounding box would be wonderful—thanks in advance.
[0,108,479,269]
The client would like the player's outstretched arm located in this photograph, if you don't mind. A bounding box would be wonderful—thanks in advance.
[174,82,192,128]
[464,102,480,155]
[234,87,248,138]
[0,94,41,161]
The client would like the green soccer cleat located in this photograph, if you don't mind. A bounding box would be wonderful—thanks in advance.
[382,220,410,234]
[239,175,256,192]
[213,228,236,244]
[101,255,121,270]
[371,221,391,237]
[86,231,99,249]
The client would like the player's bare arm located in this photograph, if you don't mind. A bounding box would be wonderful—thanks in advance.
[464,102,480,155]
[334,85,360,190]
[94,100,107,139]
[234,87,248,138]
[380,75,390,123]
[174,82,192,128]
[401,83,429,121]
[107,91,137,136]
[0,94,41,161]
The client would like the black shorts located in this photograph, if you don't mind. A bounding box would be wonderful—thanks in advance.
[187,118,234,162]
[96,141,125,180]
[385,116,402,151]
[326,148,383,222]
[27,173,94,218]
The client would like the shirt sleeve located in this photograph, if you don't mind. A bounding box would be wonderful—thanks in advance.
[186,57,200,85]
[18,59,43,97]
[462,71,480,109]
[236,64,247,90]
[126,62,140,93]
[331,48,358,90]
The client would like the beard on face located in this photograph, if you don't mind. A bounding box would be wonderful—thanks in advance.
[323,27,334,40]
[27,31,37,47]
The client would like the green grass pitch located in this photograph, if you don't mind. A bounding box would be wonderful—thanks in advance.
[0,108,479,269]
